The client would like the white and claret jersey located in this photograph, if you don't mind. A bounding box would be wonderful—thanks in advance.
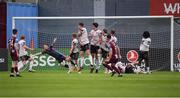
[110,35,117,44]
[8,34,18,55]
[18,40,28,56]
[140,38,151,51]
[89,29,101,46]
[71,38,79,53]
[78,27,89,46]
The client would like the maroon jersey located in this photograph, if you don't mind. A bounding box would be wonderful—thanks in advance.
[8,34,18,61]
[109,41,118,63]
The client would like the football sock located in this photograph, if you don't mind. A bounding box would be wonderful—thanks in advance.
[147,67,150,72]
[103,64,113,71]
[88,55,93,65]
[67,62,72,70]
[64,64,69,68]
[10,67,14,74]
[80,57,84,67]
[118,66,122,73]
[70,60,75,66]
[137,66,141,72]
[95,59,100,69]
[29,64,33,71]
[14,67,19,75]
[112,65,120,74]
[97,53,101,65]
[18,61,24,71]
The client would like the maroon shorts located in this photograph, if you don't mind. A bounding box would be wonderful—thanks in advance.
[107,58,118,64]
[10,50,18,61]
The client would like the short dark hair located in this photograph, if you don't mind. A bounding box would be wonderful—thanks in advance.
[79,22,84,27]
[72,33,77,38]
[103,29,108,34]
[110,30,115,35]
[92,22,98,28]
[13,29,18,34]
[143,31,150,38]
[107,34,111,39]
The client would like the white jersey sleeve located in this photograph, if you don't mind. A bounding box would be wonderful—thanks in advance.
[110,36,117,44]
[18,40,28,57]
[140,38,151,51]
[78,27,89,45]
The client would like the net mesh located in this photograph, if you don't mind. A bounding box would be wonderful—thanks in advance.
[14,17,179,71]
[173,18,180,71]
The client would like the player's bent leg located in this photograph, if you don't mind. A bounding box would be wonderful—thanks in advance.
[66,61,76,74]
[86,49,93,65]
[97,49,102,70]
[13,61,21,77]
[95,54,100,73]
[115,61,123,73]
[69,53,79,73]
[18,61,24,71]
[10,62,15,77]
[28,57,36,72]
[102,62,113,72]
[111,64,121,77]
[90,53,95,73]
[79,51,84,72]
[144,53,151,74]
[86,49,94,73]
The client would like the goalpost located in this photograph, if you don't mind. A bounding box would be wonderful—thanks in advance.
[12,16,175,71]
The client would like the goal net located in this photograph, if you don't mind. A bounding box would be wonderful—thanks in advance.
[12,16,178,71]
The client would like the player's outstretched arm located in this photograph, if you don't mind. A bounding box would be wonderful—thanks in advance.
[24,45,34,51]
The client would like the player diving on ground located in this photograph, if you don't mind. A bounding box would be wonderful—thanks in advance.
[42,38,78,73]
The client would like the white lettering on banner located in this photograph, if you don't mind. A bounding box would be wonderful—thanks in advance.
[47,56,56,67]
[174,63,180,68]
[39,56,46,66]
[77,58,104,66]
[164,3,180,14]
[29,55,104,67]
[174,63,180,72]
[0,58,5,63]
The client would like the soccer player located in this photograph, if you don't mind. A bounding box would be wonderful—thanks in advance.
[110,30,117,43]
[68,33,79,73]
[115,61,140,74]
[18,35,35,72]
[102,34,122,77]
[9,29,21,77]
[138,31,151,74]
[42,44,76,71]
[110,30,121,60]
[77,22,93,73]
[104,30,121,74]
[98,29,109,73]
[89,22,102,73]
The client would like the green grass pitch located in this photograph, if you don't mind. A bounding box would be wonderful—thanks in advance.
[0,70,180,97]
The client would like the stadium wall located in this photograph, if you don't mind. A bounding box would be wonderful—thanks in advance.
[0,2,7,48]
[0,2,8,71]
[6,2,38,48]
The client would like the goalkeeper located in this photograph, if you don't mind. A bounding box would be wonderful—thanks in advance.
[42,44,76,71]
